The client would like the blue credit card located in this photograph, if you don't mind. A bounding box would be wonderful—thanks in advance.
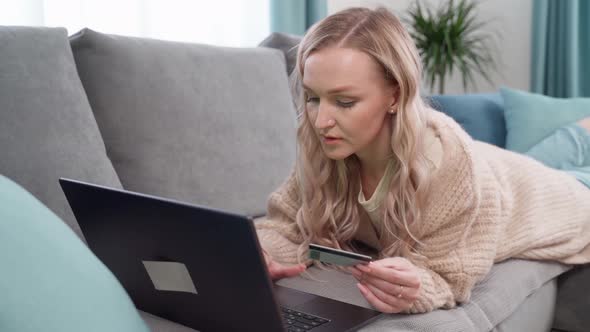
[308,243,372,266]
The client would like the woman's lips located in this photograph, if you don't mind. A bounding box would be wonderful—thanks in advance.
[323,136,342,144]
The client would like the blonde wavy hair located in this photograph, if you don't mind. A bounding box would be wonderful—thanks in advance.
[292,7,434,262]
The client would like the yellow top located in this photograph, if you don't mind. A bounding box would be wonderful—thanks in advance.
[357,129,443,250]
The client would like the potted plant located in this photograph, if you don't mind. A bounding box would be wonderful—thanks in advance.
[404,0,500,94]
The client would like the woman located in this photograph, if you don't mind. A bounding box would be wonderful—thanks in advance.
[256,7,590,314]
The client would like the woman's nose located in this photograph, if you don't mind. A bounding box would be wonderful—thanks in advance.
[314,103,336,130]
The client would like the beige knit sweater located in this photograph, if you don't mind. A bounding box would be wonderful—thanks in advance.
[256,110,590,313]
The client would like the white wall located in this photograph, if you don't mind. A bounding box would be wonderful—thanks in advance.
[328,0,532,95]
[0,0,270,47]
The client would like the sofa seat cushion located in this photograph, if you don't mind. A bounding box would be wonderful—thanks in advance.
[0,175,148,332]
[277,259,569,331]
[70,29,297,217]
[0,26,122,239]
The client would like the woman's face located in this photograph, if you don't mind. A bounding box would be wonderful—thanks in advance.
[303,46,396,161]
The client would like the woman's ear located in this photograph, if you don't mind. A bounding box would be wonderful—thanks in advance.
[388,86,400,114]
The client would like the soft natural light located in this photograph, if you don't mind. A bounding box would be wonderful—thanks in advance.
[0,0,270,47]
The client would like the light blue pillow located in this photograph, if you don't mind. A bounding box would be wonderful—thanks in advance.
[501,87,590,153]
[0,175,149,332]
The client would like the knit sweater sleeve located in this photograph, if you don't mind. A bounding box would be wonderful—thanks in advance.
[405,117,502,313]
[255,171,305,265]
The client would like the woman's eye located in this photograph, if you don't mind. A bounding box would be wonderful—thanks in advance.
[306,96,319,104]
[337,100,356,108]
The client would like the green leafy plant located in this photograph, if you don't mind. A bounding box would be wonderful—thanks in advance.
[404,0,500,94]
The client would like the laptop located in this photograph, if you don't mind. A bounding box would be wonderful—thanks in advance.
[59,178,381,332]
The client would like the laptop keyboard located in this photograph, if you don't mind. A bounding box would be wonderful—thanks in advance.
[281,306,330,331]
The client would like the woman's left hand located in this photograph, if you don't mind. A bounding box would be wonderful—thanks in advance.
[349,257,421,313]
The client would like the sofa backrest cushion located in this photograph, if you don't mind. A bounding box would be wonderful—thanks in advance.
[0,26,122,239]
[0,175,149,332]
[70,29,297,217]
[429,93,507,147]
[259,32,301,75]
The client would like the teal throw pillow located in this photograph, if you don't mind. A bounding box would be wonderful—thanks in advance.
[501,87,590,153]
[0,175,149,332]
[429,93,506,147]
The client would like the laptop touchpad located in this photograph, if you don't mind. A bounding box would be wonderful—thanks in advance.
[274,285,317,307]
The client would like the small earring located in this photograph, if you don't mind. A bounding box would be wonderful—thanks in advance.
[389,108,396,114]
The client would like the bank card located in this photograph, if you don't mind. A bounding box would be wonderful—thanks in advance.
[308,243,372,266]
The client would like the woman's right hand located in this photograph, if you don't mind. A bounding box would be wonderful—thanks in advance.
[263,250,307,281]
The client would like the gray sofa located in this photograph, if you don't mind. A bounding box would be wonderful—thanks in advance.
[0,26,574,331]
